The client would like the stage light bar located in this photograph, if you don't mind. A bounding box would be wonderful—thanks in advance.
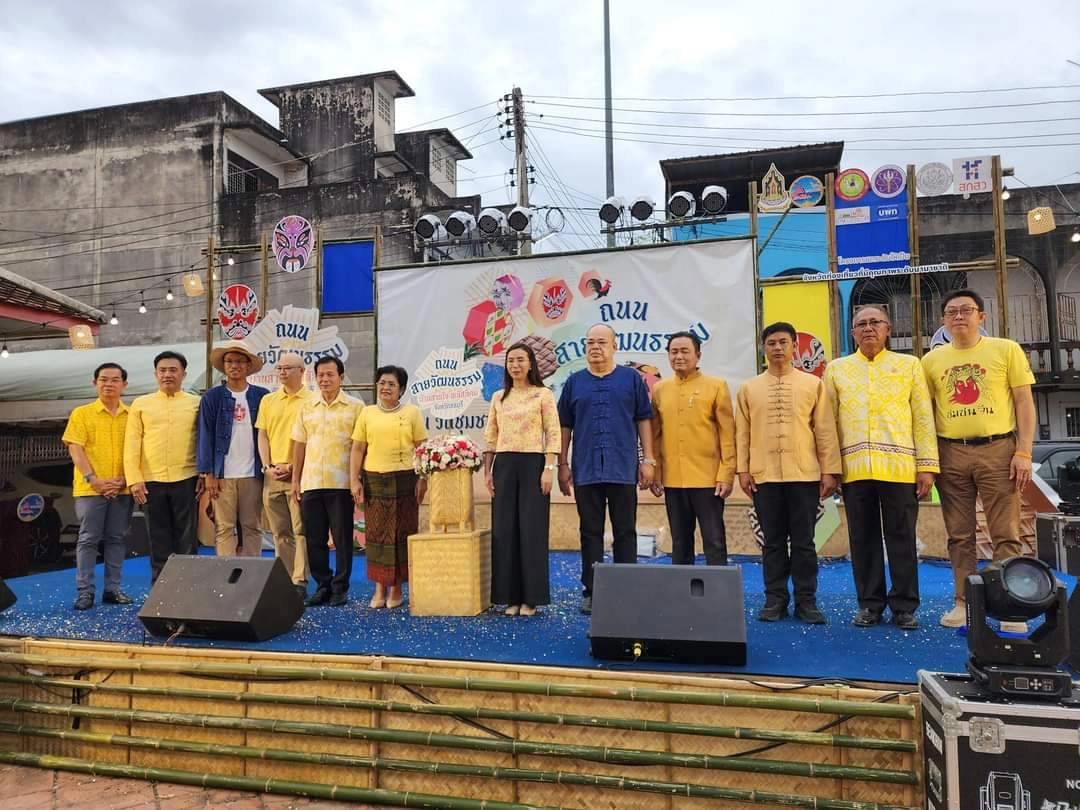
[477,208,507,235]
[629,196,655,221]
[701,185,728,214]
[668,191,696,219]
[445,211,476,238]
[598,196,624,225]
[414,214,443,241]
[507,206,532,233]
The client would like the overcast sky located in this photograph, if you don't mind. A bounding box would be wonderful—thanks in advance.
[4,0,1080,251]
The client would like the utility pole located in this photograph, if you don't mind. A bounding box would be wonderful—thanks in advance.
[511,86,531,256]
[603,0,615,247]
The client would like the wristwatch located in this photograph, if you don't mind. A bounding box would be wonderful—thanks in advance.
[83,472,96,483]
[642,458,657,466]
[543,464,556,471]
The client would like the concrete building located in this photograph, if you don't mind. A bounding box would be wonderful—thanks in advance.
[0,71,481,392]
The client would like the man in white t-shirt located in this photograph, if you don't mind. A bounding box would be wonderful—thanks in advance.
[197,342,270,556]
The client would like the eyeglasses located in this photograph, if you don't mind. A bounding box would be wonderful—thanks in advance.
[853,319,888,330]
[943,306,980,318]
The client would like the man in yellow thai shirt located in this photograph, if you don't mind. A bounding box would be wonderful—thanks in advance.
[921,289,1035,628]
[649,331,736,566]
[123,351,202,583]
[823,306,938,631]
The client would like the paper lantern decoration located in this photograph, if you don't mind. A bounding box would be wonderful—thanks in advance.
[217,284,260,339]
[273,215,314,273]
[491,274,525,311]
[68,325,95,350]
[462,301,515,357]
[182,272,205,297]
[1027,207,1056,236]
[527,277,574,326]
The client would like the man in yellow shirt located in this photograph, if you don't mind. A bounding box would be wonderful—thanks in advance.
[291,356,363,607]
[736,322,841,624]
[123,351,202,583]
[823,306,938,631]
[921,289,1036,628]
[649,331,736,566]
[62,362,133,610]
[256,352,314,599]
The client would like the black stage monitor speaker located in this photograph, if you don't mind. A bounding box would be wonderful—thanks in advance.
[1068,585,1080,672]
[589,563,747,665]
[138,556,303,642]
[0,578,15,613]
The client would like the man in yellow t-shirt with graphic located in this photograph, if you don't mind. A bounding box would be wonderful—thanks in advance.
[921,289,1036,628]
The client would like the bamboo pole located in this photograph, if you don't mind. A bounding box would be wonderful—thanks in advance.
[0,698,917,785]
[0,652,914,719]
[0,673,914,752]
[0,750,571,810]
[0,721,915,810]
[204,234,215,389]
[259,232,269,314]
[906,164,922,358]
[992,155,1009,336]
[749,181,763,370]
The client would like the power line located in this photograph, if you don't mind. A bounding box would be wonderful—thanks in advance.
[529,97,1080,118]
[529,82,1080,103]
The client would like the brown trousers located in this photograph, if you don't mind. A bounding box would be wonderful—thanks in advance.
[264,476,309,585]
[214,477,263,557]
[936,436,1023,600]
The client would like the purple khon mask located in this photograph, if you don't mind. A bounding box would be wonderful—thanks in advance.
[273,215,314,273]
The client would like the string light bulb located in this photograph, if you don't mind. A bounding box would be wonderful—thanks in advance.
[165,289,174,301]
[0,344,8,359]
[109,311,119,326]
[226,256,235,266]
[1001,186,1011,200]
[138,291,147,314]
[1072,230,1080,244]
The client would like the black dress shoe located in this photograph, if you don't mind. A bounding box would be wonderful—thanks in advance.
[580,596,592,615]
[305,588,331,607]
[73,592,94,611]
[102,590,133,605]
[795,603,827,625]
[757,602,788,622]
[852,608,881,627]
[893,611,919,630]
[328,592,348,607]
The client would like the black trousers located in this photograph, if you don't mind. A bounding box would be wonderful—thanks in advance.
[491,453,551,606]
[842,479,920,614]
[665,487,727,566]
[752,482,820,607]
[575,483,637,597]
[144,477,198,583]
[301,489,355,595]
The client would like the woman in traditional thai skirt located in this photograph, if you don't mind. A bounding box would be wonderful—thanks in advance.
[350,365,427,609]
[483,343,560,616]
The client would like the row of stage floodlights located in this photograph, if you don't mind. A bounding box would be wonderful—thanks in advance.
[598,186,729,225]
[414,206,534,242]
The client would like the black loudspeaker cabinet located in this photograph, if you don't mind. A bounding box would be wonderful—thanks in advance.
[138,555,303,642]
[1069,586,1080,672]
[588,563,747,665]
[0,578,15,613]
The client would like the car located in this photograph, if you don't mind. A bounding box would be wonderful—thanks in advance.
[1033,440,1080,503]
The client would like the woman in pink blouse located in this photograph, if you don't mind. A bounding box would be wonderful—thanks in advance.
[483,343,561,616]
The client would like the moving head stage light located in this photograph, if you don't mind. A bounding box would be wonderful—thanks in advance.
[965,556,1073,700]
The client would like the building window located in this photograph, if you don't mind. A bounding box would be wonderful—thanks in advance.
[445,158,455,184]
[225,150,278,195]
[1067,407,1080,438]
[431,145,443,175]
[377,91,392,125]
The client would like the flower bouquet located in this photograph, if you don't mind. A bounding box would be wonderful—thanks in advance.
[414,435,481,531]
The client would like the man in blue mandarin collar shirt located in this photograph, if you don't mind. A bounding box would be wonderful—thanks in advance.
[558,324,655,614]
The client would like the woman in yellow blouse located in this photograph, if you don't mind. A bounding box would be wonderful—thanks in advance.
[350,366,427,609]
[483,343,560,616]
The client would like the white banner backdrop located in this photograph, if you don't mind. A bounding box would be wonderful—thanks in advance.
[376,239,758,444]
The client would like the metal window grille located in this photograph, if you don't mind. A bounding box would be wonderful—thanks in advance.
[377,91,392,125]
[1067,408,1080,438]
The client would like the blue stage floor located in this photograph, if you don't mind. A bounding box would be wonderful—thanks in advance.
[2,551,1069,685]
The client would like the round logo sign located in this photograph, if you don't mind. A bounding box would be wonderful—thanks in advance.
[789,175,825,208]
[217,284,260,340]
[835,169,870,203]
[871,165,906,199]
[916,162,954,197]
[16,493,45,523]
[794,332,826,378]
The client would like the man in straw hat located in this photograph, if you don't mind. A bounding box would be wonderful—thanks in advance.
[197,341,269,557]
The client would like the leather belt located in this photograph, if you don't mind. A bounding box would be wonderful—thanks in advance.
[937,432,1015,446]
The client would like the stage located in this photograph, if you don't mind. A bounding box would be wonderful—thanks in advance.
[1,549,1053,685]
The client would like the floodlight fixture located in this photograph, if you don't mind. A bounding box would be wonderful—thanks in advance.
[414,214,443,241]
[507,205,532,233]
[629,196,655,221]
[668,191,696,219]
[598,196,624,225]
[445,211,476,238]
[477,208,507,235]
[701,185,728,214]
